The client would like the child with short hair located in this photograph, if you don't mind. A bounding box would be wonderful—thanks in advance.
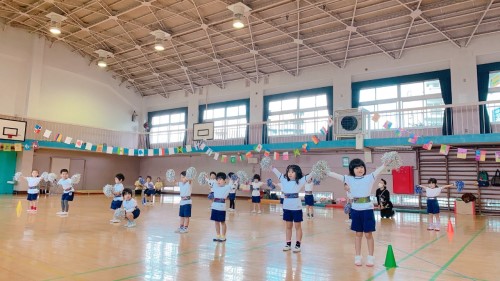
[227,172,237,211]
[207,171,216,201]
[250,174,264,213]
[110,173,125,223]
[23,169,43,213]
[122,188,140,228]
[211,172,236,242]
[328,158,385,267]
[304,178,315,219]
[57,169,74,216]
[417,178,453,231]
[154,177,163,193]
[144,176,155,205]
[175,171,192,234]
[272,165,311,253]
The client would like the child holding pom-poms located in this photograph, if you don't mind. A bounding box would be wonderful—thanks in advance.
[109,173,125,223]
[17,170,43,213]
[416,178,453,231]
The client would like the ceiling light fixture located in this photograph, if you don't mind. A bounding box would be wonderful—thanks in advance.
[46,12,66,35]
[150,30,170,51]
[227,2,251,29]
[95,49,114,68]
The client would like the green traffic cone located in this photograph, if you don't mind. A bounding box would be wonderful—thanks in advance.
[384,244,397,268]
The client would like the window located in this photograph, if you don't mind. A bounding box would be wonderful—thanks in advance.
[201,102,247,140]
[358,79,445,129]
[149,109,187,144]
[266,92,330,136]
[487,71,500,122]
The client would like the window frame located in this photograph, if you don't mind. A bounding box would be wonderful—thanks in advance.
[198,99,250,142]
[148,107,188,145]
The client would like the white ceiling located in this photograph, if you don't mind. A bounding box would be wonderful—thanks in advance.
[1,0,499,97]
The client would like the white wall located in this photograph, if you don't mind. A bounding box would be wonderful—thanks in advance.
[144,32,500,120]
[0,27,142,132]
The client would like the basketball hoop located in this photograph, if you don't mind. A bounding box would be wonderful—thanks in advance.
[7,135,14,139]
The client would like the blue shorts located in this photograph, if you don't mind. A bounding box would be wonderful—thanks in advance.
[110,200,122,210]
[62,192,74,201]
[350,209,376,233]
[179,204,192,217]
[210,209,226,222]
[252,196,261,203]
[130,208,140,219]
[145,189,155,196]
[427,198,440,214]
[280,198,284,204]
[304,194,314,206]
[27,194,38,201]
[228,193,236,200]
[283,209,303,222]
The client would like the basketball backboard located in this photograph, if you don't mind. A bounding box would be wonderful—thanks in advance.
[193,122,214,141]
[0,118,27,141]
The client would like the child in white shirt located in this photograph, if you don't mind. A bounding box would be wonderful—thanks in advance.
[23,170,43,213]
[122,188,140,228]
[250,174,264,213]
[417,178,453,231]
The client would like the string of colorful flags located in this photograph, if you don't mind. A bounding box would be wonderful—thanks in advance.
[372,112,500,162]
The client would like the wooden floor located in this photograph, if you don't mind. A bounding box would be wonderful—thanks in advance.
[1,194,498,281]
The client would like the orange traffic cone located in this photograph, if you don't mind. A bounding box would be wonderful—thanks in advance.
[447,219,454,233]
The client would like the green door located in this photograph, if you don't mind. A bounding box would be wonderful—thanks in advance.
[0,151,17,194]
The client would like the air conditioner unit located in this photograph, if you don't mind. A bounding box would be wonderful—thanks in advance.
[334,108,370,139]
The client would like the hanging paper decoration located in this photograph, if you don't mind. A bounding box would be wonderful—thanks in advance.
[302,143,308,152]
[14,143,22,151]
[185,145,192,152]
[43,129,52,138]
[293,149,300,157]
[245,151,253,158]
[408,133,418,144]
[457,148,467,159]
[221,155,228,163]
[137,149,144,156]
[475,150,486,161]
[54,134,63,142]
[205,148,213,156]
[439,144,450,156]
[148,149,154,156]
[64,137,72,145]
[395,128,402,137]
[264,150,270,157]
[255,144,263,152]
[422,141,433,150]
[158,148,164,156]
[23,143,31,151]
[260,156,272,170]
[75,140,83,148]
[230,155,236,163]
[176,146,183,154]
[84,143,93,151]
[371,113,380,122]
[320,126,327,135]
[117,147,124,155]
[213,152,220,160]
[34,124,42,134]
[168,147,175,155]
[96,144,103,152]
[273,152,280,160]
[328,115,334,127]
[32,141,39,151]
[199,141,206,150]
[106,146,114,154]
[282,151,289,161]
[128,148,135,156]
[383,121,392,129]
[238,153,244,162]
[3,144,11,151]
[496,152,500,163]
[312,135,320,144]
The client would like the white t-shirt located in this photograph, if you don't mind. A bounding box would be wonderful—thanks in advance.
[113,183,124,201]
[57,178,74,193]
[273,168,309,211]
[251,182,263,197]
[25,177,43,194]
[228,179,237,194]
[123,198,137,213]
[304,182,314,192]
[343,174,377,211]
[211,184,232,211]
[145,182,154,190]
[425,187,443,198]
[178,181,192,205]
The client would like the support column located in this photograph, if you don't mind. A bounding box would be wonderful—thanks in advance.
[25,36,45,118]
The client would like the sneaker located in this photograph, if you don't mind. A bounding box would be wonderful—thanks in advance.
[283,245,291,251]
[58,212,68,216]
[434,227,440,231]
[251,210,256,213]
[366,255,375,267]
[213,237,221,242]
[179,228,188,234]
[257,210,262,214]
[127,221,136,228]
[174,228,182,233]
[219,236,226,242]
[110,219,121,223]
[427,225,434,230]
[354,255,362,266]
[293,246,301,253]
[124,221,131,227]
[345,219,352,223]
[56,211,65,215]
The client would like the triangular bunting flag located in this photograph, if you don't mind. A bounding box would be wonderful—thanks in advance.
[457,148,467,159]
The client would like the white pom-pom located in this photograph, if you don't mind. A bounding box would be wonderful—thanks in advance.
[260,157,272,171]
[166,169,175,183]
[236,170,249,184]
[311,160,330,181]
[103,184,114,198]
[14,172,22,181]
[41,172,49,182]
[186,167,197,180]
[48,173,57,182]
[71,174,81,184]
[114,208,125,219]
[198,172,208,185]
[381,151,402,169]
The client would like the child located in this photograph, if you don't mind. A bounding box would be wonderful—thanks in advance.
[417,178,453,231]
[272,165,311,253]
[211,172,236,242]
[175,171,192,234]
[110,173,125,223]
[304,178,314,219]
[154,177,163,193]
[327,159,385,267]
[57,169,74,216]
[207,171,216,205]
[250,174,264,213]
[144,176,155,205]
[227,172,237,211]
[122,188,140,228]
[23,170,43,213]
[376,179,394,219]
